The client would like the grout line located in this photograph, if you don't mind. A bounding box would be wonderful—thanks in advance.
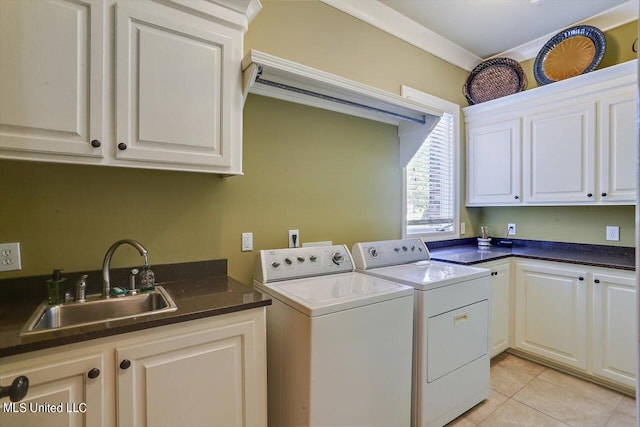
[516,399,571,426]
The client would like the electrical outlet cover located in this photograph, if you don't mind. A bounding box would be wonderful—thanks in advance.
[288,229,300,248]
[0,242,21,272]
[241,233,253,252]
[606,226,620,241]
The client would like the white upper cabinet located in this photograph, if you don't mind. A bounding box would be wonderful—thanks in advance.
[523,101,596,203]
[464,60,637,206]
[467,119,521,205]
[0,0,258,174]
[115,2,241,170]
[599,90,637,203]
[0,0,104,159]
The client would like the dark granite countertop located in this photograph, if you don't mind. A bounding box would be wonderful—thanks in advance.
[0,260,271,358]
[428,238,635,271]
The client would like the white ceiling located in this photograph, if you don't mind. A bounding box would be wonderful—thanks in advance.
[378,0,630,59]
[320,0,637,70]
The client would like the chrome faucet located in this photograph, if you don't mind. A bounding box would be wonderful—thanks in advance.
[102,239,149,298]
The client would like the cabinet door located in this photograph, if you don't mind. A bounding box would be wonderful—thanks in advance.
[0,354,104,427]
[487,262,511,357]
[467,119,521,205]
[592,272,637,387]
[117,310,266,427]
[523,103,596,203]
[115,2,241,170]
[514,262,588,369]
[0,0,104,159]
[599,92,637,204]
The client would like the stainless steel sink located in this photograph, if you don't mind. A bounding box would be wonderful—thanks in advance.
[20,286,177,336]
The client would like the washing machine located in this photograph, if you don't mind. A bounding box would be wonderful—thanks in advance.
[352,238,491,427]
[254,244,415,427]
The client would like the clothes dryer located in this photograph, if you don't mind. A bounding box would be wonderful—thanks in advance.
[352,239,491,427]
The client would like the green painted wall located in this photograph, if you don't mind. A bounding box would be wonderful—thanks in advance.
[473,206,636,246]
[0,0,472,284]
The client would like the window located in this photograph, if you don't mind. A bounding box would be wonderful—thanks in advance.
[401,87,460,240]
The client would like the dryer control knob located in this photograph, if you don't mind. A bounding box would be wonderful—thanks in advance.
[297,256,305,262]
[368,248,379,258]
[309,255,318,262]
[331,252,344,265]
[271,261,281,268]
[285,258,293,265]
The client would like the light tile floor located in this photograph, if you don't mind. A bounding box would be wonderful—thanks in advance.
[446,353,636,427]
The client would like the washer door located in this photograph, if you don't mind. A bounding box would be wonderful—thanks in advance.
[427,300,489,382]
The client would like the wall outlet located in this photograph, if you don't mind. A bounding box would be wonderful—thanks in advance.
[507,223,517,236]
[0,242,22,272]
[289,229,300,248]
[606,226,620,241]
[241,232,253,252]
[460,222,466,235]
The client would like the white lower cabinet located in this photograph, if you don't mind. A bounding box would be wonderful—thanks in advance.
[117,311,266,427]
[0,352,105,427]
[0,308,267,427]
[592,270,637,388]
[513,259,637,391]
[477,259,512,358]
[514,261,588,370]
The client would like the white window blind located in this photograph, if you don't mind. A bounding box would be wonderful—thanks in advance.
[405,112,455,236]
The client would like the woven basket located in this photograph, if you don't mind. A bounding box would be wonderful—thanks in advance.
[463,58,527,105]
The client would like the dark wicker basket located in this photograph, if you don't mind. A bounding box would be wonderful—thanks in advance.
[463,58,527,105]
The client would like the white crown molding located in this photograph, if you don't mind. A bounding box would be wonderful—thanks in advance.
[320,0,636,70]
[319,0,482,71]
[491,0,638,62]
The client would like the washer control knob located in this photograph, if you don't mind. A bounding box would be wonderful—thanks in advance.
[297,256,305,262]
[394,247,400,252]
[309,255,317,262]
[411,246,415,251]
[285,258,292,265]
[368,247,379,258]
[271,261,281,268]
[331,252,344,265]
[402,246,408,251]
[418,247,423,251]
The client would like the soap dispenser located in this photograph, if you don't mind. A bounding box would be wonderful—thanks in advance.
[47,269,67,305]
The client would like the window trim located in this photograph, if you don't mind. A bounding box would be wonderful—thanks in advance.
[400,86,461,241]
